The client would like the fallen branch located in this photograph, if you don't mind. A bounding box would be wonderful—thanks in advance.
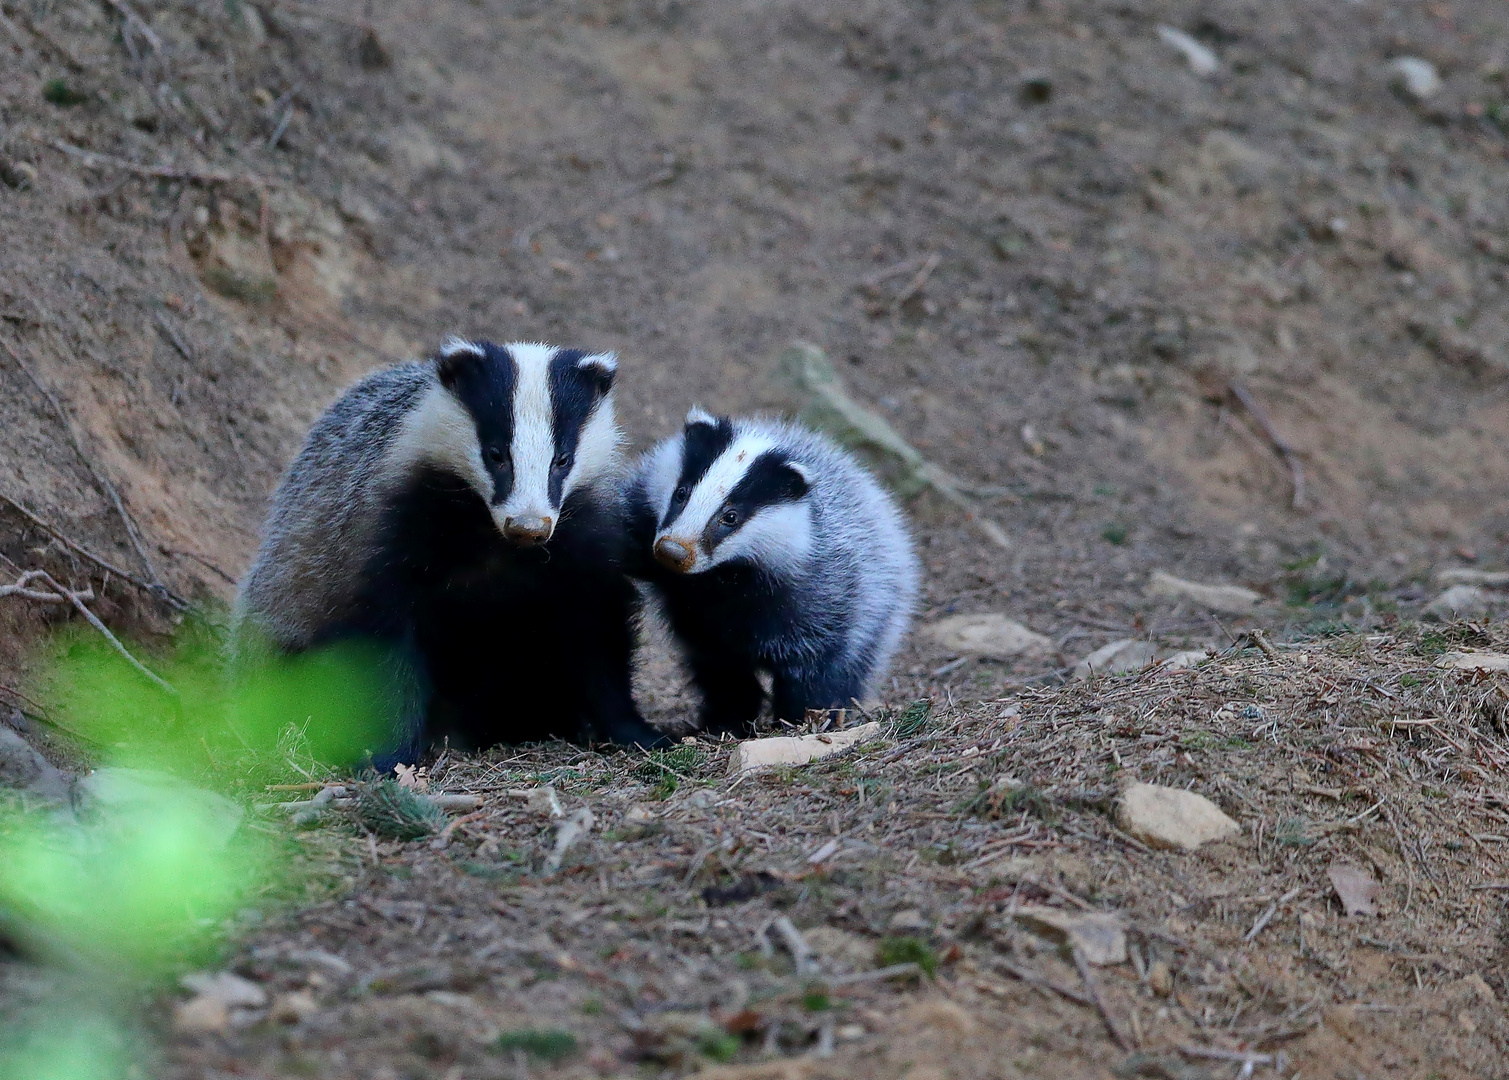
[1229,381,1305,510]
[28,135,269,187]
[1073,946,1132,1052]
[0,570,93,605]
[0,336,183,608]
[34,571,176,698]
[771,914,817,977]
[0,492,164,599]
[995,960,1094,1006]
[101,0,163,54]
[542,807,594,875]
[891,251,942,312]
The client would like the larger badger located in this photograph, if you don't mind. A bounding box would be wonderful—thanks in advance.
[629,411,919,737]
[235,337,666,766]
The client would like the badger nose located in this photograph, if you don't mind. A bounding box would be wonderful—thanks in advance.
[502,515,553,546]
[653,536,696,572]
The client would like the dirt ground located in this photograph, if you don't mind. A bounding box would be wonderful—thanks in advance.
[2,0,1509,1076]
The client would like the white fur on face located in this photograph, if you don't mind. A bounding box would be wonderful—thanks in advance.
[499,342,557,527]
[562,352,623,495]
[706,500,814,570]
[655,429,813,573]
[384,382,490,499]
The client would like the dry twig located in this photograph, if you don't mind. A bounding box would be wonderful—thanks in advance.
[29,135,269,187]
[34,571,176,698]
[1229,381,1305,510]
[101,0,163,54]
[1073,946,1132,1051]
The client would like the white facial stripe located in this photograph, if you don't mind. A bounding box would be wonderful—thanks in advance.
[685,405,716,426]
[501,342,556,522]
[707,501,813,570]
[385,383,490,499]
[658,431,778,552]
[564,393,622,495]
[580,351,617,376]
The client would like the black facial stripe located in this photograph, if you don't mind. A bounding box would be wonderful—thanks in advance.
[661,416,734,530]
[546,348,609,506]
[700,449,810,554]
[437,340,516,506]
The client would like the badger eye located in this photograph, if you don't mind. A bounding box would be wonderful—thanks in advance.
[552,452,572,471]
[673,485,690,502]
[484,446,506,465]
[720,508,740,527]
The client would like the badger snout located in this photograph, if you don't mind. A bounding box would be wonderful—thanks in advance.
[502,515,554,546]
[653,536,696,573]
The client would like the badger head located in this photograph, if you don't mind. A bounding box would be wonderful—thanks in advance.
[399,337,622,546]
[644,410,813,574]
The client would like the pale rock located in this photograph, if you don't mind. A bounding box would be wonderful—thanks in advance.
[727,722,881,776]
[175,971,267,1032]
[81,768,244,851]
[804,926,875,971]
[888,909,930,933]
[1437,651,1509,673]
[1115,782,1239,851]
[1461,973,1496,1004]
[1147,959,1173,997]
[270,989,318,1025]
[1013,906,1127,966]
[1327,862,1380,917]
[1423,584,1488,620]
[1435,568,1509,588]
[1073,640,1159,680]
[173,993,231,1034]
[1157,26,1219,77]
[1145,570,1262,614]
[0,725,73,803]
[924,614,1052,659]
[1390,57,1441,100]
[1161,649,1210,671]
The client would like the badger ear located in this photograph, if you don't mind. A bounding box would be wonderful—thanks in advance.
[684,406,718,430]
[436,336,486,390]
[774,460,811,500]
[577,352,617,395]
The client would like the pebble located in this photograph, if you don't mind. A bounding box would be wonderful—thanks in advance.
[1147,959,1173,997]
[1161,649,1210,671]
[80,768,244,851]
[924,613,1052,660]
[888,909,930,933]
[1422,584,1488,620]
[727,722,881,776]
[0,724,73,803]
[1327,862,1380,917]
[1013,906,1126,966]
[270,989,319,1025]
[1145,570,1262,614]
[1157,26,1219,77]
[1073,639,1158,680]
[174,971,268,1033]
[1114,782,1239,851]
[1390,57,1441,100]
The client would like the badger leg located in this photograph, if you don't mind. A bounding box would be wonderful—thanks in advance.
[770,667,861,728]
[688,651,765,738]
[577,595,669,750]
[365,628,432,772]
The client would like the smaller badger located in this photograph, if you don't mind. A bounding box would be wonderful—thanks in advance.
[235,337,666,767]
[629,412,919,736]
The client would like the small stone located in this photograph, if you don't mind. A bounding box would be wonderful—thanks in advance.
[1073,640,1159,680]
[173,994,230,1034]
[1160,649,1209,671]
[1014,906,1126,966]
[82,769,244,850]
[0,725,73,802]
[924,614,1052,660]
[1157,26,1219,77]
[1327,862,1380,917]
[1423,584,1488,621]
[1,160,39,190]
[1461,973,1496,1003]
[1390,57,1441,100]
[888,909,930,933]
[1145,570,1262,614]
[1436,568,1509,587]
[1437,651,1509,673]
[270,990,318,1025]
[726,722,881,776]
[180,971,268,1008]
[1147,960,1173,997]
[1115,783,1239,852]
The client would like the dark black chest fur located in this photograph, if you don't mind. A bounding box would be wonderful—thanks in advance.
[343,466,644,749]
